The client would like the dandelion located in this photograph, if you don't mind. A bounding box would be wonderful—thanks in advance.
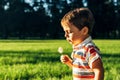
[58,47,63,54]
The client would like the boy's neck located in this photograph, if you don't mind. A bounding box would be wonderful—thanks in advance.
[73,35,90,47]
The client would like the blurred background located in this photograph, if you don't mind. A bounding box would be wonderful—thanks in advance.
[0,0,120,39]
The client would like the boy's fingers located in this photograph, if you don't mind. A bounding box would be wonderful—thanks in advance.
[60,56,66,62]
[60,55,70,63]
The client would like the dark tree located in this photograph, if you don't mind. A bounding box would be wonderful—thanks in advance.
[0,0,120,39]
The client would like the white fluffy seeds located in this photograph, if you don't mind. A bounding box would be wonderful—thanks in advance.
[58,47,63,54]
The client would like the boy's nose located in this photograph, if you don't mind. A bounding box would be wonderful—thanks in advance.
[64,33,68,38]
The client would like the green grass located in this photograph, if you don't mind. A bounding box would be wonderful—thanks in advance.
[0,40,120,80]
[94,40,120,80]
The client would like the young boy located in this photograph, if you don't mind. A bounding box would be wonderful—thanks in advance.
[60,8,104,80]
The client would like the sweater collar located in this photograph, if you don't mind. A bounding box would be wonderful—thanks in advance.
[73,36,92,50]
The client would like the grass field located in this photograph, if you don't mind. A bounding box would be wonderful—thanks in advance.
[0,40,120,80]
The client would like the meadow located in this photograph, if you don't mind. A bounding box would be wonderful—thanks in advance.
[0,39,119,80]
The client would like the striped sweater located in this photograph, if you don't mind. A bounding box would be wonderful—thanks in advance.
[71,36,101,80]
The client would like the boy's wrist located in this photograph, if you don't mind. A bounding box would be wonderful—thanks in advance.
[65,60,73,68]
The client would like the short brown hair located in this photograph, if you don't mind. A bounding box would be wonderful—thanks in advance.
[61,8,95,34]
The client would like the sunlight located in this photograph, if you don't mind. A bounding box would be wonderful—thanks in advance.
[4,2,10,10]
[82,0,88,7]
[113,0,118,6]
[24,0,34,6]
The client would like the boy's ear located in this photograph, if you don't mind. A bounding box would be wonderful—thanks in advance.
[81,26,88,35]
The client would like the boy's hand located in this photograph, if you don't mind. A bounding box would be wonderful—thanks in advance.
[60,55,73,68]
[60,55,71,64]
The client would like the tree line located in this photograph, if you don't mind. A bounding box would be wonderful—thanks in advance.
[0,0,120,39]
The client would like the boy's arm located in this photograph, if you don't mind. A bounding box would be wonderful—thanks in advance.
[60,55,73,68]
[92,58,104,80]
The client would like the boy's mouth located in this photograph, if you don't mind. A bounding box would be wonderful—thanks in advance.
[67,39,72,43]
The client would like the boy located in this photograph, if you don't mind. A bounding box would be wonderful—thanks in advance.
[60,8,104,80]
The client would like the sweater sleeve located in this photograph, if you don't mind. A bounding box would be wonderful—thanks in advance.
[86,46,101,68]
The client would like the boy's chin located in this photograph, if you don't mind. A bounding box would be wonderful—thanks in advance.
[68,40,73,44]
[66,39,73,44]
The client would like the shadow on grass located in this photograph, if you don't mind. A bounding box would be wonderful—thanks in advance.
[0,50,61,65]
[0,50,119,65]
[101,53,120,58]
[101,53,120,65]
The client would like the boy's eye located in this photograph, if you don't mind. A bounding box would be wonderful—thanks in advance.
[70,31,73,33]
[65,30,73,34]
[68,31,73,34]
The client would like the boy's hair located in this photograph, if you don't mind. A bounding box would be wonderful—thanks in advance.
[61,7,95,34]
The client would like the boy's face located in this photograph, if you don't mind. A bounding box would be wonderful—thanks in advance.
[62,23,88,46]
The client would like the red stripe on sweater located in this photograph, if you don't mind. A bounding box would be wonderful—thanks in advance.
[73,64,90,69]
[73,74,94,78]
